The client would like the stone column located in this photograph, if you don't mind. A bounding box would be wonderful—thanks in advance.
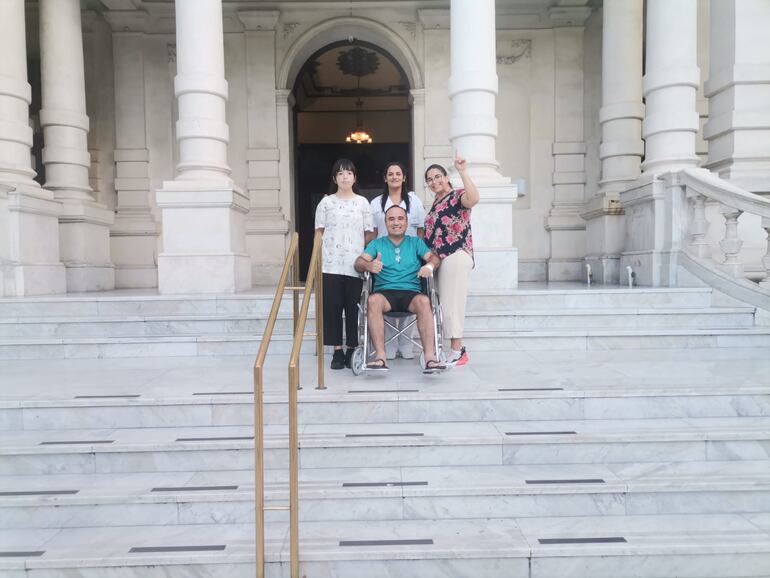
[642,0,701,173]
[620,0,700,286]
[448,0,518,289]
[105,11,159,288]
[417,9,452,185]
[39,0,114,292]
[409,89,427,205]
[155,0,251,293]
[583,0,644,284]
[0,0,65,295]
[704,0,770,195]
[239,10,289,285]
[547,7,591,281]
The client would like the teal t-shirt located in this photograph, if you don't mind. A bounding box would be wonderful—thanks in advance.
[364,236,431,292]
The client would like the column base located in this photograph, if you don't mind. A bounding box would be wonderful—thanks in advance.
[582,193,626,285]
[111,223,159,289]
[619,173,687,286]
[59,199,116,292]
[158,253,251,294]
[65,265,116,293]
[469,248,519,290]
[2,186,67,296]
[156,181,252,294]
[1,263,67,296]
[245,211,289,286]
[115,265,158,289]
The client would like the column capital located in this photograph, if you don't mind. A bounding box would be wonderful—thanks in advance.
[275,89,295,107]
[409,89,425,105]
[238,10,279,31]
[104,10,150,33]
[418,9,449,30]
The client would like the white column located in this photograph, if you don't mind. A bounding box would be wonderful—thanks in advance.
[449,0,505,183]
[705,0,770,195]
[106,11,159,289]
[155,0,251,293]
[0,0,65,295]
[39,0,114,292]
[448,0,518,289]
[621,0,700,286]
[239,10,289,285]
[546,18,589,282]
[409,89,427,205]
[642,0,700,173]
[584,0,644,284]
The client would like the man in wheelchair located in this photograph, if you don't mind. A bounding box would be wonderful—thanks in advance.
[354,205,446,373]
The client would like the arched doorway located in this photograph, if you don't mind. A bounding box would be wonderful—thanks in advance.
[292,40,412,277]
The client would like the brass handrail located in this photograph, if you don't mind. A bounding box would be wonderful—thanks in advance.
[253,230,324,578]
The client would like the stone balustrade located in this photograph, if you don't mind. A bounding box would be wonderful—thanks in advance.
[666,168,770,289]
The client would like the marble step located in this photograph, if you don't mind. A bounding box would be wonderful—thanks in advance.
[2,461,769,529]
[2,326,770,359]
[2,417,769,475]
[1,514,769,578]
[3,384,769,431]
[0,315,313,339]
[0,307,755,340]
[0,287,715,319]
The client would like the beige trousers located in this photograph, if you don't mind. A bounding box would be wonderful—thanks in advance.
[437,250,473,339]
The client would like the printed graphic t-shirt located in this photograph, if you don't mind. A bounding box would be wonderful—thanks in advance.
[315,193,374,278]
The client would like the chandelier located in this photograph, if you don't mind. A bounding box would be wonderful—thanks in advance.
[338,47,377,145]
[345,97,373,144]
[346,129,373,144]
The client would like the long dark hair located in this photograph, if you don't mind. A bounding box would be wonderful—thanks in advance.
[424,163,454,190]
[328,158,359,194]
[380,161,410,214]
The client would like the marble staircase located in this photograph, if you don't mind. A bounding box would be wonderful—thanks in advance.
[0,286,769,359]
[1,285,769,577]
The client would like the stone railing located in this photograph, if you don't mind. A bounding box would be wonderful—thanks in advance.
[665,168,770,290]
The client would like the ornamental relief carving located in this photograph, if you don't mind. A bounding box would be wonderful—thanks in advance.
[496,39,531,65]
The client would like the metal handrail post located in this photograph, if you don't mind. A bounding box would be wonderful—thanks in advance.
[287,363,300,578]
[253,233,299,578]
[315,231,325,389]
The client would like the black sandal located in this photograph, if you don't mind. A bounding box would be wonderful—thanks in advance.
[366,359,389,371]
[423,359,445,374]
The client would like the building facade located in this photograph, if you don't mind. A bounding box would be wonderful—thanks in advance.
[1,0,769,298]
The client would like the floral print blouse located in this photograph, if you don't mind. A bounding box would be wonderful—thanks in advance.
[424,188,473,262]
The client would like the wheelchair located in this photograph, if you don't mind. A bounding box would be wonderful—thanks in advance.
[350,271,446,375]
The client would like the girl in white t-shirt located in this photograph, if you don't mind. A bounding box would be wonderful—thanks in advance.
[315,158,375,370]
[369,162,426,360]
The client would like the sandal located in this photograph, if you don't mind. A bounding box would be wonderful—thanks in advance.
[423,359,445,374]
[366,359,389,371]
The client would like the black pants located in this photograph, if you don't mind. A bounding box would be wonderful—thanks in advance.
[322,273,362,348]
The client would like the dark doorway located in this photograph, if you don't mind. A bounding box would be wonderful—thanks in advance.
[292,40,412,279]
[296,143,410,278]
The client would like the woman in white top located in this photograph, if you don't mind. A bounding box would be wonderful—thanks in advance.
[315,158,375,370]
[369,162,426,360]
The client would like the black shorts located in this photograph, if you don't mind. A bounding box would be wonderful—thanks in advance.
[377,290,421,313]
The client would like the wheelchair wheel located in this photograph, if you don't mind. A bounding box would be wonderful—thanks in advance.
[351,346,366,376]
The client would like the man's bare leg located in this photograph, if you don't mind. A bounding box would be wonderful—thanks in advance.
[409,294,438,363]
[367,293,392,363]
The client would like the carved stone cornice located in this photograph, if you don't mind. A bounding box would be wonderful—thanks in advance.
[104,10,150,33]
[237,10,280,32]
[418,9,449,30]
